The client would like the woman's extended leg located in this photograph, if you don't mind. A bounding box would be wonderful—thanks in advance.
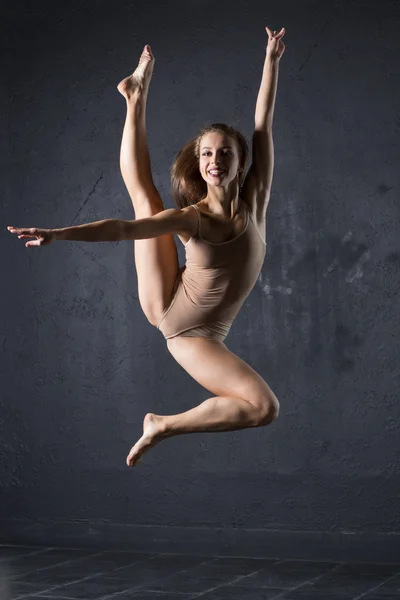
[117,45,179,326]
[126,337,280,466]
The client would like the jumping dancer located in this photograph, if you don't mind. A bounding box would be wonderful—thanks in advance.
[8,26,286,467]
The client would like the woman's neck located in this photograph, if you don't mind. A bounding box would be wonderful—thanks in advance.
[202,182,240,218]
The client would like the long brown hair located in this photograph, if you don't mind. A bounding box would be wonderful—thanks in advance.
[170,123,249,209]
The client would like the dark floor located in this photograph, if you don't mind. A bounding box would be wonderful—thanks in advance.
[0,545,399,600]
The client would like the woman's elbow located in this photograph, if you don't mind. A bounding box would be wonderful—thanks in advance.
[119,219,136,241]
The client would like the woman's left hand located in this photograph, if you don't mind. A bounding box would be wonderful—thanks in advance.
[265,26,286,61]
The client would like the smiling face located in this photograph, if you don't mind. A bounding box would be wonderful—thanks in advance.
[198,131,241,186]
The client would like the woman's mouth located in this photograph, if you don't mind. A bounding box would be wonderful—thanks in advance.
[208,169,225,177]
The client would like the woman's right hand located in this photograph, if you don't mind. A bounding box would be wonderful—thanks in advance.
[7,226,56,247]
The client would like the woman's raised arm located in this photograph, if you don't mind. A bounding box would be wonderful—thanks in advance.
[242,26,285,220]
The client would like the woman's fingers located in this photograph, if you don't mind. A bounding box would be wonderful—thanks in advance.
[265,26,286,39]
[8,226,35,235]
[25,239,42,247]
[8,226,41,238]
[265,26,286,60]
[7,226,48,247]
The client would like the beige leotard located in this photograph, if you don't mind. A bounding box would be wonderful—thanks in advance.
[156,201,266,342]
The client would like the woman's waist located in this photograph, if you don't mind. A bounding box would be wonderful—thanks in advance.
[182,269,261,302]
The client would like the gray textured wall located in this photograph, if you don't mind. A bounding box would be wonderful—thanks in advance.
[2,0,400,554]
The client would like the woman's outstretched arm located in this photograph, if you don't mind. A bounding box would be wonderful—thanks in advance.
[242,26,286,219]
[7,208,195,246]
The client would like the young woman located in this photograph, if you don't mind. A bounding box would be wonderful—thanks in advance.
[8,26,286,467]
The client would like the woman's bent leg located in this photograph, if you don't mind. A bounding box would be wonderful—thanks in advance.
[118,46,179,326]
[126,337,280,466]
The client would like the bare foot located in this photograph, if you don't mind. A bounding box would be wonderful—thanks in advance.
[126,412,167,467]
[117,44,154,100]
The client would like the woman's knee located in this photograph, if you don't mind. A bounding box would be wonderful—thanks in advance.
[255,391,280,426]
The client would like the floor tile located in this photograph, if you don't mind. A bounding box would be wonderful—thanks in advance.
[106,593,196,599]
[276,582,357,599]
[17,570,100,586]
[230,559,339,589]
[187,557,279,580]
[194,584,284,599]
[362,596,400,600]
[10,597,63,600]
[358,570,400,599]
[14,552,159,586]
[37,575,138,598]
[2,550,99,580]
[100,555,214,586]
[137,573,235,594]
[1,580,58,599]
[80,551,157,572]
[307,562,400,596]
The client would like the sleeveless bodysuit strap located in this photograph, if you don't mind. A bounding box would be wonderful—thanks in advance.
[190,203,201,237]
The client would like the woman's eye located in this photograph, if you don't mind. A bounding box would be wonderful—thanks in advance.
[202,151,232,156]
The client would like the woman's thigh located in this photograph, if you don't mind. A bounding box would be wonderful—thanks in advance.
[167,336,279,415]
[133,194,179,327]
